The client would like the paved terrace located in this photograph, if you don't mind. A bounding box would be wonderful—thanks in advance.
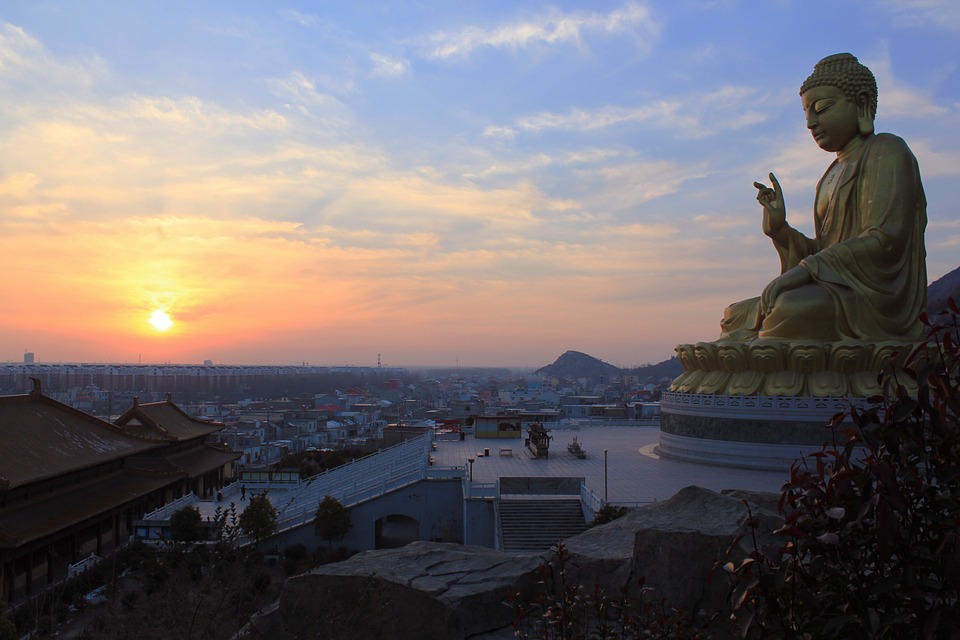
[432,425,791,504]
[142,425,796,536]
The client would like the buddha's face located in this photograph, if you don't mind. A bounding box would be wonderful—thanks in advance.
[801,85,860,153]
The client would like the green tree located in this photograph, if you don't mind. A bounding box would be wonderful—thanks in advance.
[314,495,352,550]
[169,505,204,544]
[238,494,278,543]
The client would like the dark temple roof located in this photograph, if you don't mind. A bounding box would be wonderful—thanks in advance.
[113,394,223,441]
[0,390,162,489]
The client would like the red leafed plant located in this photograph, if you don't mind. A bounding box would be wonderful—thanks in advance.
[723,299,960,639]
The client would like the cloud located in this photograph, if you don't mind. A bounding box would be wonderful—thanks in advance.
[280,9,319,27]
[865,51,949,119]
[0,22,105,91]
[482,125,518,139]
[421,2,659,60]
[509,86,767,137]
[369,53,411,78]
[879,0,960,30]
[576,159,710,214]
[908,139,960,178]
[271,71,356,111]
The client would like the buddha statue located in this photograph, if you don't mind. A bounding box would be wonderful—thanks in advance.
[719,53,927,344]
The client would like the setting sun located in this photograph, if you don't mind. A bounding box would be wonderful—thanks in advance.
[149,310,173,332]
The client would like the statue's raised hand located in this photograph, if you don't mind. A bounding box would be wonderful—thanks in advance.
[754,172,786,238]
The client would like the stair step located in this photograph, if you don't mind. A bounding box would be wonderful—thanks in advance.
[498,499,588,552]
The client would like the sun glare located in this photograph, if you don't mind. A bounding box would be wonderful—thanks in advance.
[149,310,174,332]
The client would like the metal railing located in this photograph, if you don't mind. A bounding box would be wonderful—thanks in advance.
[272,434,433,532]
[139,492,199,521]
[580,483,604,521]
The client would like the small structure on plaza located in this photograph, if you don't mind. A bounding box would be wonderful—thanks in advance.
[567,436,587,459]
[659,53,928,469]
[526,422,552,458]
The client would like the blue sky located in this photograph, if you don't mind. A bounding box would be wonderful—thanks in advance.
[0,1,958,367]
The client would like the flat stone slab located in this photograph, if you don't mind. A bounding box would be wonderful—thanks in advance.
[239,541,544,640]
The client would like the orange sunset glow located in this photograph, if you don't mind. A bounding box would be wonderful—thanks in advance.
[1,5,958,367]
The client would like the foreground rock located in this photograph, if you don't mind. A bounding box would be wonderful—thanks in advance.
[564,485,782,612]
[237,542,544,640]
[240,486,783,639]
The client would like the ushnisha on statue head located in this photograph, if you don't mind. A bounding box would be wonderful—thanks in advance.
[799,53,878,149]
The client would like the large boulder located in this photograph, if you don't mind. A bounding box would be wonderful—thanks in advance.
[238,486,783,638]
[238,541,544,640]
[565,485,782,613]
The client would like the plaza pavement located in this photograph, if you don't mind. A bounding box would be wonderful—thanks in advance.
[431,425,793,505]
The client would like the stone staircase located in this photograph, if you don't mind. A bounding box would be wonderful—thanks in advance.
[498,499,588,552]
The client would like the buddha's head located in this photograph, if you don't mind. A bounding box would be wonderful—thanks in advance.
[800,53,877,151]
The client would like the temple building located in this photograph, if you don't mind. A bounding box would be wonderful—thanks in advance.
[0,381,240,604]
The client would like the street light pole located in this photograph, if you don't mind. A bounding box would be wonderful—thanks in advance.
[604,449,608,503]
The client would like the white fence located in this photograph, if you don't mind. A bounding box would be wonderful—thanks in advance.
[271,434,434,532]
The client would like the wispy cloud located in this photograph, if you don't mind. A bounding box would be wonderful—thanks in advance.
[510,86,767,137]
[421,2,659,60]
[280,9,319,27]
[369,53,410,79]
[866,50,949,119]
[879,0,960,30]
[0,22,105,91]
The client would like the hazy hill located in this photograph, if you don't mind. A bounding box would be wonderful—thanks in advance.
[622,357,683,382]
[537,350,681,384]
[928,265,960,316]
[535,350,621,382]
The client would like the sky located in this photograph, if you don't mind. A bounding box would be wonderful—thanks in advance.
[1,1,959,369]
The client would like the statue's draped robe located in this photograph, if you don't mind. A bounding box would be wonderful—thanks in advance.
[721,133,927,342]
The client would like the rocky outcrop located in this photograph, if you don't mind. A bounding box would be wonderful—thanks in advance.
[563,485,781,613]
[237,542,544,640]
[239,486,783,640]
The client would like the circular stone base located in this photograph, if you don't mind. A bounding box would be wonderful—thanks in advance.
[658,391,867,471]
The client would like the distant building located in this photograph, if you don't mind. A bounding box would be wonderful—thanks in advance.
[474,415,523,439]
[22,352,33,365]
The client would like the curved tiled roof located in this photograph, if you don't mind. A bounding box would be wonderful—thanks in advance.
[113,396,222,441]
[0,393,163,488]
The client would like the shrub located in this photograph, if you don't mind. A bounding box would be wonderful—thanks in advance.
[170,505,204,543]
[238,494,278,542]
[590,504,630,527]
[723,301,960,638]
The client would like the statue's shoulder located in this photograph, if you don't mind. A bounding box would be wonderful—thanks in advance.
[870,132,913,154]
[862,133,918,168]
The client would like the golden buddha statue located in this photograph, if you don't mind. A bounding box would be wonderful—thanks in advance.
[670,54,927,396]
[720,53,927,344]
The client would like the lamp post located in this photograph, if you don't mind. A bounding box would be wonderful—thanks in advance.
[467,457,475,482]
[604,449,608,503]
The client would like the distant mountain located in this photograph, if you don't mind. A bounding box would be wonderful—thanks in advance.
[536,350,621,382]
[928,265,960,317]
[623,357,683,382]
[537,350,681,384]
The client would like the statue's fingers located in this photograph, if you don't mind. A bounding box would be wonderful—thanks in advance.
[769,173,782,192]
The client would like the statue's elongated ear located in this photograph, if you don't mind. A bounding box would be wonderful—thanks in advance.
[856,89,874,136]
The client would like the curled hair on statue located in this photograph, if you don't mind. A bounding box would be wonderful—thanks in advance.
[800,52,878,122]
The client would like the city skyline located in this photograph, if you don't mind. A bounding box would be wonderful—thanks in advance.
[1,1,958,368]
